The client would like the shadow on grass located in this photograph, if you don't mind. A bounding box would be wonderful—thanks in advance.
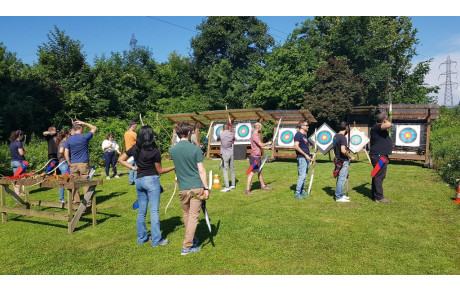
[323,186,335,199]
[10,211,121,231]
[97,191,128,204]
[353,182,373,200]
[197,219,221,248]
[29,187,53,194]
[161,216,183,238]
[271,158,332,164]
[249,180,275,191]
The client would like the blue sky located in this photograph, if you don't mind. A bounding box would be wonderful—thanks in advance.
[1,14,459,105]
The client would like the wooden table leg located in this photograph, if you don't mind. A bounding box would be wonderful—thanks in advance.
[67,188,74,234]
[1,185,6,222]
[24,186,30,204]
[70,185,97,233]
[91,192,97,227]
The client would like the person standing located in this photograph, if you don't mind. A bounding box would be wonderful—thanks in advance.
[293,121,315,200]
[245,122,272,195]
[170,122,210,255]
[369,113,392,203]
[43,126,58,163]
[333,121,355,202]
[124,121,137,185]
[102,133,121,180]
[217,123,236,192]
[64,121,97,204]
[9,130,26,196]
[118,125,175,247]
[56,129,70,203]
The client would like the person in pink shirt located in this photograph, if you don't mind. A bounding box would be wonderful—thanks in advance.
[245,123,273,195]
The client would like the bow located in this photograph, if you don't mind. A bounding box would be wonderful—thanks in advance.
[164,176,178,215]
[202,121,214,150]
[346,123,351,197]
[307,128,318,196]
[139,113,145,126]
[201,170,212,233]
[258,154,270,172]
[156,112,173,140]
[273,118,282,145]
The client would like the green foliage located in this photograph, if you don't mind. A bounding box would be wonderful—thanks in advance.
[303,58,365,127]
[431,106,460,185]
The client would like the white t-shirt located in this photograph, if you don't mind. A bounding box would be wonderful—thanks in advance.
[102,140,119,153]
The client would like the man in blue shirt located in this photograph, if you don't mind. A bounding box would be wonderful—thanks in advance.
[293,120,315,200]
[64,121,97,204]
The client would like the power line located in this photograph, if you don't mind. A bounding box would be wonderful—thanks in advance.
[146,16,198,34]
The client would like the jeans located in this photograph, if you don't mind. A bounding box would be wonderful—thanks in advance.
[58,162,69,201]
[335,160,350,199]
[104,152,117,176]
[295,157,310,194]
[135,175,162,246]
[222,154,235,188]
[11,160,21,174]
[129,160,137,184]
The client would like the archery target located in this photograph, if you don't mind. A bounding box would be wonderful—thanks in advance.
[347,128,370,153]
[210,123,225,145]
[308,123,336,155]
[395,125,420,147]
[276,127,297,148]
[234,122,254,144]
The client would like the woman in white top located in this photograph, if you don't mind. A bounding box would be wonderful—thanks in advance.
[102,133,121,179]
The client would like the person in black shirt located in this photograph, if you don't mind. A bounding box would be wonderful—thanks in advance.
[333,121,355,202]
[293,120,315,200]
[43,126,58,162]
[369,113,393,203]
[118,125,175,246]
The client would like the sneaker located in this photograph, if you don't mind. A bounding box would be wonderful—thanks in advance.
[336,196,350,202]
[106,176,110,180]
[375,198,391,203]
[294,193,304,200]
[181,246,201,255]
[245,190,253,195]
[342,195,350,200]
[152,238,169,247]
[138,236,151,245]
[261,186,273,191]
[59,200,65,204]
[114,175,120,178]
[300,192,310,198]
[229,186,236,190]
[220,188,230,192]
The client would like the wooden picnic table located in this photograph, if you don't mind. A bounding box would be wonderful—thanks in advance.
[0,176,103,233]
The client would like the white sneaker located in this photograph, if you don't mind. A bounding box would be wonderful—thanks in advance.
[336,196,350,202]
[114,175,120,178]
[220,188,230,192]
[229,186,236,190]
[342,195,350,200]
[106,176,111,180]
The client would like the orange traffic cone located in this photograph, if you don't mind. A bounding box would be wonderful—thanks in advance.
[453,184,460,204]
[212,174,222,188]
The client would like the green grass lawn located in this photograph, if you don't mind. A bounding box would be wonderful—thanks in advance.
[1,153,459,275]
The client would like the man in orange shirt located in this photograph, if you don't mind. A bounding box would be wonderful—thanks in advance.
[124,121,137,185]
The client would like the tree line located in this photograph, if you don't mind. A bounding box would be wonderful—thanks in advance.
[1,16,438,142]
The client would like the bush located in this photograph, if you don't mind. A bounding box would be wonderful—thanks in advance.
[431,106,460,186]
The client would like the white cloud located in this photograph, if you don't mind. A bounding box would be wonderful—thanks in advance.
[419,52,460,106]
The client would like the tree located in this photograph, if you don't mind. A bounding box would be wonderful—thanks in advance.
[303,58,365,127]
[293,16,437,105]
[191,17,274,108]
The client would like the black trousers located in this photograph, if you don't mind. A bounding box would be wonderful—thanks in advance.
[104,152,117,176]
[371,155,388,201]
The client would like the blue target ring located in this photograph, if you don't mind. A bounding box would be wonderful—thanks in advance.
[216,126,223,137]
[238,125,250,138]
[399,128,417,143]
[318,131,332,145]
[351,135,362,145]
[280,131,294,144]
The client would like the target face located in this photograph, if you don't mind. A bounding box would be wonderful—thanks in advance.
[276,127,297,147]
[308,123,336,155]
[347,128,370,153]
[234,122,254,144]
[395,125,420,147]
[211,123,225,145]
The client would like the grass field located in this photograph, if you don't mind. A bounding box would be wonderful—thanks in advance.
[0,153,459,275]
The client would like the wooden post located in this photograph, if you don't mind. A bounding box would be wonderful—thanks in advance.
[67,188,74,234]
[70,185,96,233]
[91,192,97,226]
[24,185,30,204]
[195,122,201,147]
[425,109,432,165]
[1,185,6,222]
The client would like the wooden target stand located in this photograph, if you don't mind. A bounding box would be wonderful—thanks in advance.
[163,113,209,149]
[265,110,317,159]
[377,104,439,167]
[0,177,102,233]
